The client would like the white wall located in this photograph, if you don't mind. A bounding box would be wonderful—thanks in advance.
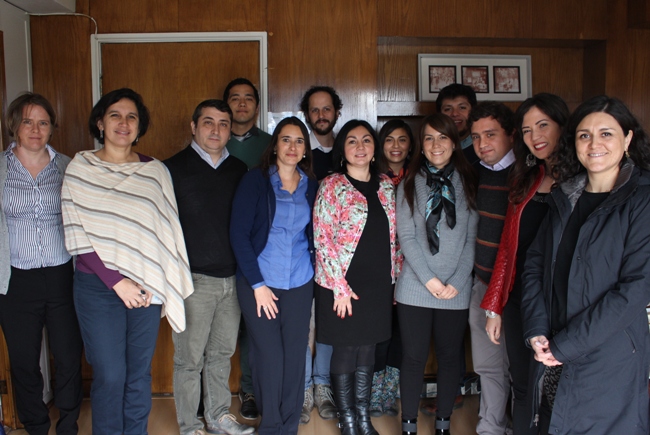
[0,1,32,102]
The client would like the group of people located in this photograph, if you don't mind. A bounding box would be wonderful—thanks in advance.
[0,78,648,435]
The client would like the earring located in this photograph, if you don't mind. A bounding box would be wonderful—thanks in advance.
[273,149,277,155]
[303,154,306,159]
[525,153,536,167]
[134,136,139,144]
[371,157,375,163]
[625,149,630,158]
[100,130,103,139]
[341,158,345,166]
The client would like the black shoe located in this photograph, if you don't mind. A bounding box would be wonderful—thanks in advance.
[355,366,378,435]
[331,372,359,435]
[238,391,259,420]
[435,416,451,435]
[402,418,417,435]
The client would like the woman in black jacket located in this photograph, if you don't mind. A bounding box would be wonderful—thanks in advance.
[521,95,650,435]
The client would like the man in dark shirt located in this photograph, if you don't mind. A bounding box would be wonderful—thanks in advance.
[164,100,252,435]
[299,85,343,181]
[467,101,516,435]
[224,77,271,169]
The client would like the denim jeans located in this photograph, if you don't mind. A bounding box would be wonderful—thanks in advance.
[73,270,161,435]
[304,341,333,388]
[172,274,240,434]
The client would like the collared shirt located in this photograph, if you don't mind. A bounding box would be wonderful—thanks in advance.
[480,149,516,171]
[190,140,229,169]
[3,143,71,269]
[460,134,473,150]
[310,130,334,153]
[255,166,313,290]
[231,125,261,142]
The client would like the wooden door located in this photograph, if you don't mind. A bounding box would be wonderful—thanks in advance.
[89,40,260,394]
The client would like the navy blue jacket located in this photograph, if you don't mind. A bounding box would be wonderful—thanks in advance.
[521,162,650,435]
[230,167,318,286]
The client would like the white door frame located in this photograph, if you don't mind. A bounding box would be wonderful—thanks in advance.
[90,31,269,139]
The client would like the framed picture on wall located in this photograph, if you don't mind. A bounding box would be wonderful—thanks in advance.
[494,66,521,93]
[418,54,531,102]
[461,66,489,93]
[429,66,457,93]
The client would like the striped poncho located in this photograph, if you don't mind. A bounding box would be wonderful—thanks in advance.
[61,150,193,332]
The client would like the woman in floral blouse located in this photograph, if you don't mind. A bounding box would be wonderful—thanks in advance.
[313,119,402,435]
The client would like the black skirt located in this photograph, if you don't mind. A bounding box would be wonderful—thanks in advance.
[316,176,393,346]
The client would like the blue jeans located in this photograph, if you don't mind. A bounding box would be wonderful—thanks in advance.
[173,274,240,434]
[74,271,161,435]
[304,341,333,388]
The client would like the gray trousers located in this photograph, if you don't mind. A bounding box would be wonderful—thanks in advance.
[469,278,510,435]
[172,274,241,434]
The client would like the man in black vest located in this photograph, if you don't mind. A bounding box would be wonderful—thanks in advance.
[165,100,253,435]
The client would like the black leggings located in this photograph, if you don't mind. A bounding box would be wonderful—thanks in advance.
[331,344,376,374]
[398,303,468,420]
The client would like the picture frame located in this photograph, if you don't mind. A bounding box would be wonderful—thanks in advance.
[418,54,532,102]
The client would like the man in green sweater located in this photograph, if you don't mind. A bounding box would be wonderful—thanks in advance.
[223,78,271,170]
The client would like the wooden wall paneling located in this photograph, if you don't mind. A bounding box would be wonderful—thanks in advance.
[378,0,532,39]
[582,41,607,102]
[31,16,94,158]
[101,41,260,162]
[267,0,378,126]
[628,0,650,28]
[606,0,650,131]
[88,0,179,33]
[75,0,89,15]
[178,0,267,32]
[378,0,607,40]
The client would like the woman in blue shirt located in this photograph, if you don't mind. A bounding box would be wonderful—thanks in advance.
[230,116,318,435]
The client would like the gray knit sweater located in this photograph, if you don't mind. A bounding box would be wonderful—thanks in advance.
[395,170,478,309]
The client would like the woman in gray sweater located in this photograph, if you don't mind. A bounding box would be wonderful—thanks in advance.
[395,114,478,435]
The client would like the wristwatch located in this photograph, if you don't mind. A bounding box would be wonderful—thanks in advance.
[485,310,498,318]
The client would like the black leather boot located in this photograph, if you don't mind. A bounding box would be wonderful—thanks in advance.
[355,365,379,435]
[331,372,358,435]
[402,418,417,434]
[435,416,451,435]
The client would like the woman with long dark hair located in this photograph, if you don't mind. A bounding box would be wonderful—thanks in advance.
[314,119,402,435]
[481,93,569,434]
[368,119,414,417]
[395,114,477,435]
[521,96,650,434]
[230,116,318,434]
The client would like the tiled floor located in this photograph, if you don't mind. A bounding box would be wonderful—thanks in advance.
[7,395,480,434]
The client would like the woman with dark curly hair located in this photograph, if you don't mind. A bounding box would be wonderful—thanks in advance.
[521,96,650,435]
[481,93,569,434]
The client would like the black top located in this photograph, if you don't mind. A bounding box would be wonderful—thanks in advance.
[552,190,608,331]
[312,148,334,181]
[316,175,393,346]
[164,146,247,277]
[511,192,549,304]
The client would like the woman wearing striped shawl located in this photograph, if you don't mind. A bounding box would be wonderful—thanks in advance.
[61,88,192,435]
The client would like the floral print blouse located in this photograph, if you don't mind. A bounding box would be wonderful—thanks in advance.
[313,172,402,299]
